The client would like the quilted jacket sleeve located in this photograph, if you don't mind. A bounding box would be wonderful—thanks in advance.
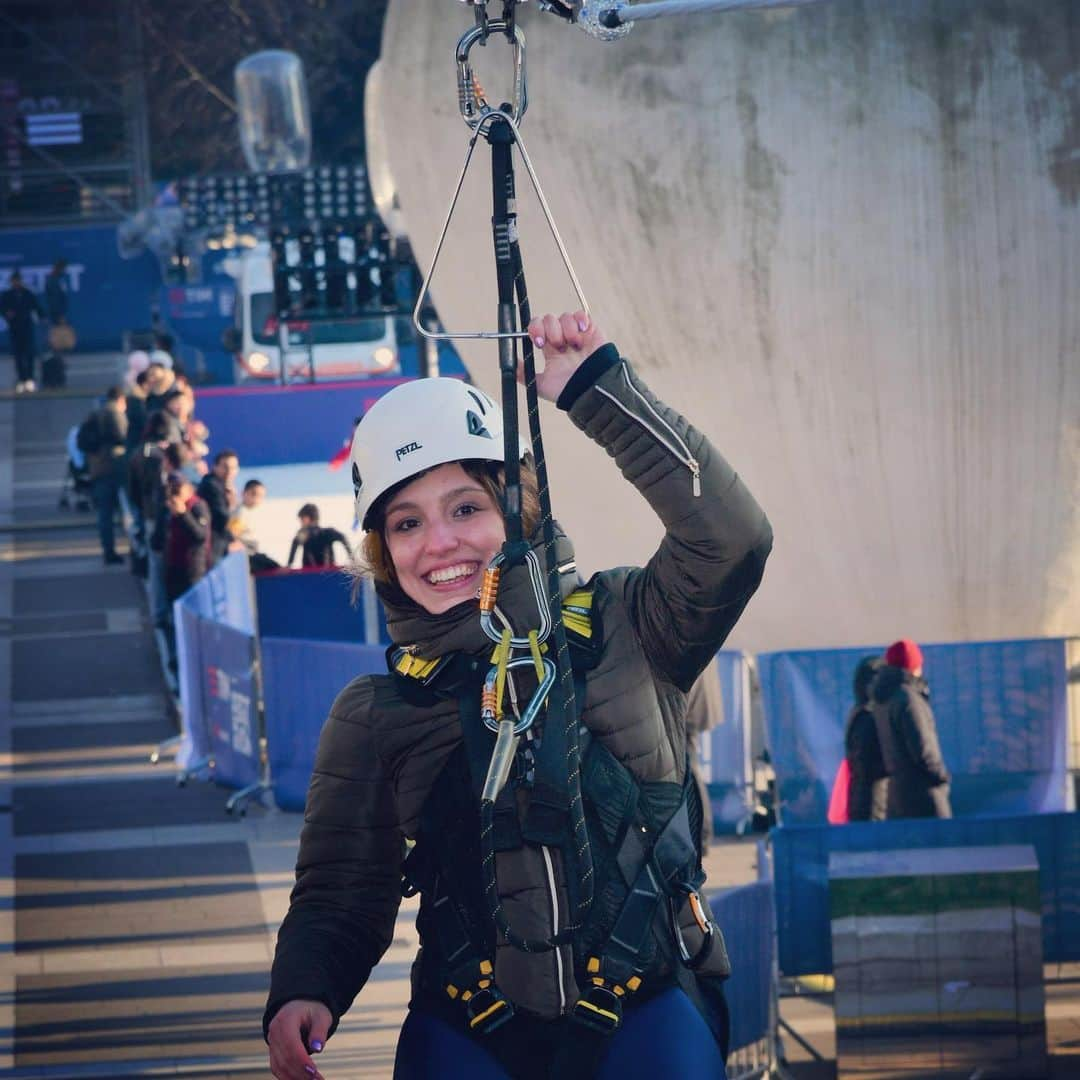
[263,675,405,1039]
[565,348,772,692]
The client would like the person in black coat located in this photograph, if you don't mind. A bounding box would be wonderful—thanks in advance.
[1,270,43,392]
[197,448,240,564]
[871,639,952,819]
[845,655,888,821]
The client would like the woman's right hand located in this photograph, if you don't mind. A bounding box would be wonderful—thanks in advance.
[267,999,332,1080]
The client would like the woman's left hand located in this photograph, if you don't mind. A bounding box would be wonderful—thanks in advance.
[523,311,607,403]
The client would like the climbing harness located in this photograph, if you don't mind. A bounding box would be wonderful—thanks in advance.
[394,589,730,1064]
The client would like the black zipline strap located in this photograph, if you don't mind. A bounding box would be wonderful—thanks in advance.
[475,107,595,954]
[512,236,595,929]
[488,114,523,547]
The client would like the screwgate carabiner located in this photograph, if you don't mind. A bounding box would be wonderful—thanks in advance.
[456,20,528,131]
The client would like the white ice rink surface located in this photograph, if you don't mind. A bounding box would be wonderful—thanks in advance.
[235,461,359,568]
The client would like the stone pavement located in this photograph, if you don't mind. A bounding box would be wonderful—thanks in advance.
[0,353,1076,1079]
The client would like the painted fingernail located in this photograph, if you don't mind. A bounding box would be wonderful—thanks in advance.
[304,1066,316,1076]
[533,335,544,347]
[310,1040,323,1053]
[578,320,588,332]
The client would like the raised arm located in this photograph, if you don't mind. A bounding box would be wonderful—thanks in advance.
[528,312,772,692]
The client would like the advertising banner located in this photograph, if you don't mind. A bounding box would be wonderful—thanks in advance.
[0,224,159,351]
[199,619,260,790]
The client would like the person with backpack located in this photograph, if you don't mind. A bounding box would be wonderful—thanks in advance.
[79,386,128,565]
[263,311,773,1080]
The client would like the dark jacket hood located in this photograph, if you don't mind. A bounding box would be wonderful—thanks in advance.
[853,655,882,706]
[377,522,578,658]
[872,663,927,704]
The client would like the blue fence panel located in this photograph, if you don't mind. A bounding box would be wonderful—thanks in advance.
[198,619,260,790]
[256,568,378,644]
[262,637,387,811]
[710,880,774,1054]
[174,552,255,777]
[698,652,752,833]
[1,224,160,352]
[176,551,254,632]
[758,638,1070,826]
[772,813,1080,976]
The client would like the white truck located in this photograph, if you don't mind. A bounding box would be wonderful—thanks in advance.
[221,241,399,383]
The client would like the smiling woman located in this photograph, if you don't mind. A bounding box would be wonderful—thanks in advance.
[264,311,773,1080]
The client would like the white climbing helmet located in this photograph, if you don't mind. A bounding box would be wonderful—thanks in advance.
[350,378,528,530]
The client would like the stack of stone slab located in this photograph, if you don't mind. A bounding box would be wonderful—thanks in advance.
[829,845,1046,1078]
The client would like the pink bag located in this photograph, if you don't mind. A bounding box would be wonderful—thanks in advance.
[827,758,851,824]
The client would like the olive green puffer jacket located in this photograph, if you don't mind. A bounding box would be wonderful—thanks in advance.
[264,346,772,1037]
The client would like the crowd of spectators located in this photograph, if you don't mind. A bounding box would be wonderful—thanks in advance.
[76,337,279,678]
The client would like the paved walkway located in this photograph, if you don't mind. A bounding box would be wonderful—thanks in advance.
[0,354,1076,1079]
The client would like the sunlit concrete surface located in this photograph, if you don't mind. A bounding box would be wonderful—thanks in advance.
[373,0,1080,652]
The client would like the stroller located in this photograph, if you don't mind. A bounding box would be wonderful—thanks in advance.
[58,425,93,511]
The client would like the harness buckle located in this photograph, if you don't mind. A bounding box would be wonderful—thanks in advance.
[570,984,624,1034]
[464,985,515,1035]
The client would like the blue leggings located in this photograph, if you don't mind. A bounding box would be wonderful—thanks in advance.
[393,987,727,1079]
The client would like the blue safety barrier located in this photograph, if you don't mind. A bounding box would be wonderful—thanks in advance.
[174,553,259,788]
[771,812,1080,976]
[261,637,388,811]
[758,638,1071,826]
[710,879,774,1054]
[1,224,159,352]
[701,652,753,833]
[194,376,426,466]
[255,567,383,643]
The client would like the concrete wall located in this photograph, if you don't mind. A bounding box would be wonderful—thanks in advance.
[371,0,1080,651]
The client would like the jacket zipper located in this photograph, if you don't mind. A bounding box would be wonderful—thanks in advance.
[541,845,566,1011]
[595,363,702,496]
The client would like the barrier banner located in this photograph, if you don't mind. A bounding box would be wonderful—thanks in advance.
[758,638,1071,826]
[262,637,387,811]
[772,813,1080,976]
[697,652,753,832]
[199,619,260,790]
[710,879,774,1054]
[174,552,256,777]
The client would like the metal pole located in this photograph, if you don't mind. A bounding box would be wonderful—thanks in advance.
[361,578,381,645]
[600,0,821,28]
[127,0,153,210]
[422,317,441,378]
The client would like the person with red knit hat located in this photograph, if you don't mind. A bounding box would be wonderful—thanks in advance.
[871,639,952,819]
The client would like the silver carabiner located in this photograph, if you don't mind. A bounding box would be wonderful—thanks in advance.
[482,655,557,735]
[456,20,528,130]
[479,548,552,647]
